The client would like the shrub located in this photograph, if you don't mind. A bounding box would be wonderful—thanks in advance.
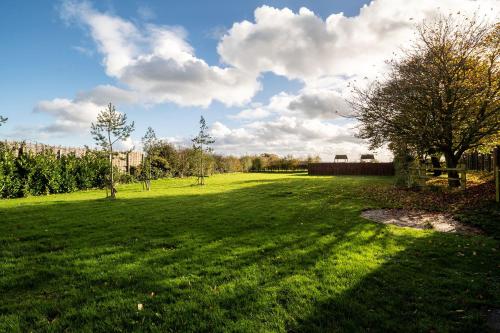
[0,144,109,198]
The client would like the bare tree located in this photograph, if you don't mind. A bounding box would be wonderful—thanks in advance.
[0,116,7,127]
[91,103,135,198]
[352,15,499,187]
[192,116,215,185]
[141,127,158,191]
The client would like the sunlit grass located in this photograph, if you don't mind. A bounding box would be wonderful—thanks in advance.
[0,173,498,332]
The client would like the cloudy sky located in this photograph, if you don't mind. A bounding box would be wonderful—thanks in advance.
[0,0,497,161]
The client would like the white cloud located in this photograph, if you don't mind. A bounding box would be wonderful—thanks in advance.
[31,0,498,159]
[205,25,228,40]
[226,86,352,123]
[229,108,271,120]
[212,117,390,161]
[288,90,351,119]
[115,137,137,151]
[75,85,139,105]
[61,1,142,77]
[34,98,101,134]
[209,115,387,161]
[33,1,262,138]
[211,0,498,160]
[59,0,261,107]
[33,84,140,135]
[218,1,498,81]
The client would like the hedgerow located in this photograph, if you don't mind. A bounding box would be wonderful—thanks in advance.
[0,143,110,198]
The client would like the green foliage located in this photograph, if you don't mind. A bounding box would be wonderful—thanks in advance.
[0,143,111,198]
[141,127,158,190]
[140,142,315,178]
[249,153,310,171]
[91,103,135,151]
[192,116,216,185]
[59,154,78,193]
[116,171,136,184]
[91,103,135,198]
[30,150,61,195]
[353,15,499,187]
[133,123,315,180]
[74,151,109,190]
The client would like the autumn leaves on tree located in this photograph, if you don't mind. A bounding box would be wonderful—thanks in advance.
[352,15,499,187]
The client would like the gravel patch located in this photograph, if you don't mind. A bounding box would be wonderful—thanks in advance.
[361,209,482,235]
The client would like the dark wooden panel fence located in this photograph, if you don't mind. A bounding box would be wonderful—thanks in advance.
[308,162,395,176]
[461,152,494,171]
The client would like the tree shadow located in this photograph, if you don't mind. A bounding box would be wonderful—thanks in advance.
[292,230,499,332]
[0,176,497,332]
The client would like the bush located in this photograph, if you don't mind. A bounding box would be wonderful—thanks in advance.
[0,144,110,198]
[117,172,136,184]
[393,148,414,187]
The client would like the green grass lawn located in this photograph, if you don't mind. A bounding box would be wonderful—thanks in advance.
[0,173,498,332]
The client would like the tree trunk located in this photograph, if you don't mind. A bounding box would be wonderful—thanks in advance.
[110,149,116,198]
[431,156,442,176]
[444,152,460,188]
[108,130,116,199]
[200,151,204,185]
[199,144,204,186]
[147,157,151,191]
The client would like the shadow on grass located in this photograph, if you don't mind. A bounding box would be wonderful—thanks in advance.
[0,176,498,332]
[292,230,499,332]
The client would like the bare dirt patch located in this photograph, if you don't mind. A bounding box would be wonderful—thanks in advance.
[361,209,483,235]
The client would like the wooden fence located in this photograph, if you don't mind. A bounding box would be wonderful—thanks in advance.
[461,152,494,171]
[460,149,499,202]
[1,140,144,173]
[308,162,395,176]
[408,166,467,190]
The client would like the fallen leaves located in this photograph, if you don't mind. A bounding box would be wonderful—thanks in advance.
[355,179,496,213]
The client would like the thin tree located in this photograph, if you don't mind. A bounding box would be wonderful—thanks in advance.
[141,127,158,191]
[352,15,499,187]
[91,103,135,198]
[192,116,215,185]
[0,116,7,127]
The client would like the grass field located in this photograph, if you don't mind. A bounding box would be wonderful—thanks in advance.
[0,173,498,332]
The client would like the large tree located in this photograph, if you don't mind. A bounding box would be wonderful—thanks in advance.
[352,16,499,186]
[91,103,135,198]
[192,116,215,185]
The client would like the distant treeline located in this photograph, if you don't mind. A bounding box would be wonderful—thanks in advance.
[134,141,320,178]
[0,141,319,198]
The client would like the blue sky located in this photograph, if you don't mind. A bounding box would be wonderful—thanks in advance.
[0,0,496,160]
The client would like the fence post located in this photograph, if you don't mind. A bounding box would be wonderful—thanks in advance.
[495,147,499,203]
[126,152,130,174]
